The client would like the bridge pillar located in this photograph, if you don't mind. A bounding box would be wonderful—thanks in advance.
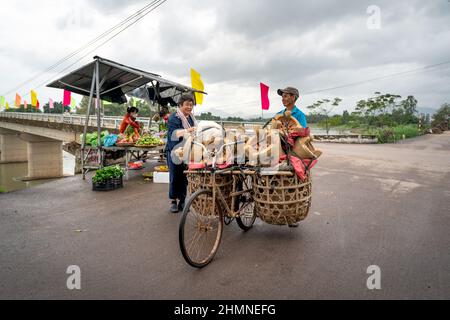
[0,128,28,164]
[19,133,64,180]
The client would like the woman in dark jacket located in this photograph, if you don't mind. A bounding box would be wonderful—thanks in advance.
[166,94,198,213]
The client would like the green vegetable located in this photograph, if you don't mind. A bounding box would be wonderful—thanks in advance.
[124,125,135,138]
[135,134,163,146]
[81,131,110,146]
[92,165,125,184]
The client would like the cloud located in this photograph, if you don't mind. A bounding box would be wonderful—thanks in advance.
[0,0,449,117]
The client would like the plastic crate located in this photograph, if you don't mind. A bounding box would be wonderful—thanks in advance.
[92,177,124,191]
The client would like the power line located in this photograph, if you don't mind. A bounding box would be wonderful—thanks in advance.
[303,60,450,95]
[2,0,164,97]
[205,59,450,109]
[18,0,168,101]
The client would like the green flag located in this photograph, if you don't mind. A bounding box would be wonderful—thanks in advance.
[0,96,5,108]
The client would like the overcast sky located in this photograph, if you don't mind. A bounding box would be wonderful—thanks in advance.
[0,0,449,117]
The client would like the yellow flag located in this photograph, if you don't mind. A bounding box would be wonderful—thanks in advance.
[191,68,204,105]
[31,90,38,107]
[6,102,10,110]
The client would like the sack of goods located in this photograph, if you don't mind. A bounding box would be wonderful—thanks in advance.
[173,115,323,171]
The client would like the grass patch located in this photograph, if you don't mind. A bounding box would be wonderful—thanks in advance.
[362,125,421,143]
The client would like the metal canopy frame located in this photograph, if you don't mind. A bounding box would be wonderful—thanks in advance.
[47,56,207,179]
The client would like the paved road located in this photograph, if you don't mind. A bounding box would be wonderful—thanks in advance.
[0,133,449,299]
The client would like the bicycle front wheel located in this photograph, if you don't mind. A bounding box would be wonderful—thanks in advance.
[179,189,224,268]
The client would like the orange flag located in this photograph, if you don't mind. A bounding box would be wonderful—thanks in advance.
[15,93,22,107]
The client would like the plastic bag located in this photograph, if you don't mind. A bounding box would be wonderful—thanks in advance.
[104,135,119,147]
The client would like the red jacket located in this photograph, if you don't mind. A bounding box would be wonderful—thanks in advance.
[120,114,140,134]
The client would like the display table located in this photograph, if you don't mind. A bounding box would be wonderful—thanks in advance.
[82,145,165,180]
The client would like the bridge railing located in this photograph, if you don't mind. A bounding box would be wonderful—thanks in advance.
[0,112,154,130]
[0,112,266,131]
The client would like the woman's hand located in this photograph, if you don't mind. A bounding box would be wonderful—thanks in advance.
[175,127,196,138]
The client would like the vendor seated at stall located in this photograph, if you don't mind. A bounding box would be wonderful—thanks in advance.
[120,107,141,135]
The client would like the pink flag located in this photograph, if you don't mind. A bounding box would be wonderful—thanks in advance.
[260,82,270,111]
[63,90,71,106]
[24,100,28,109]
[49,98,54,109]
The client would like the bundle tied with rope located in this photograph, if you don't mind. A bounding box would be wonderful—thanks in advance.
[250,111,323,225]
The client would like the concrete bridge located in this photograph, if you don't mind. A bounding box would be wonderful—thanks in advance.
[0,112,268,180]
[0,112,151,180]
[0,112,377,180]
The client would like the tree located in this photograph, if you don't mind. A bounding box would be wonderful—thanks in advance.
[342,110,350,124]
[432,103,450,130]
[5,105,41,113]
[226,116,244,122]
[352,92,421,129]
[307,97,342,135]
[42,101,69,114]
[398,95,418,124]
[198,112,221,121]
[76,96,96,115]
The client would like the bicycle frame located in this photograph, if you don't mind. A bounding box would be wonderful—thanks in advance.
[188,140,254,220]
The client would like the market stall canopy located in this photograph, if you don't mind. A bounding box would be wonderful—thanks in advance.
[47,56,207,105]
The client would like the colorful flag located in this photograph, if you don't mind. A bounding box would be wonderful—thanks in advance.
[191,68,205,105]
[260,83,270,111]
[49,98,54,109]
[63,90,71,106]
[24,100,28,109]
[15,94,22,107]
[31,90,38,107]
[0,96,5,108]
[5,102,10,110]
[37,100,40,109]
[71,97,76,110]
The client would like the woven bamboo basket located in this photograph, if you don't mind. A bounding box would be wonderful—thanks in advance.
[187,172,234,216]
[253,173,312,225]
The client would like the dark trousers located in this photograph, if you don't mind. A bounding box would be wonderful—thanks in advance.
[167,151,188,203]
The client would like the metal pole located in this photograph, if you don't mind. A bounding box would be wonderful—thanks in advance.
[95,59,103,168]
[81,67,97,180]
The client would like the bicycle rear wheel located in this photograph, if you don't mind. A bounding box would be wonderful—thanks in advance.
[179,189,224,268]
[236,176,257,231]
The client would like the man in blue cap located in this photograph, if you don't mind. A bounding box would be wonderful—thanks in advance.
[277,87,308,128]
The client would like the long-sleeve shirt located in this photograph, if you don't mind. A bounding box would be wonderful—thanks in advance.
[166,113,195,152]
[119,114,140,134]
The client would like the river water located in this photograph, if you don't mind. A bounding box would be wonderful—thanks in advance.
[0,152,75,193]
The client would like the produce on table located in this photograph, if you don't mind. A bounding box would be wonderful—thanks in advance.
[92,165,124,184]
[135,134,165,147]
[117,125,140,144]
[155,165,169,172]
[81,131,110,147]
